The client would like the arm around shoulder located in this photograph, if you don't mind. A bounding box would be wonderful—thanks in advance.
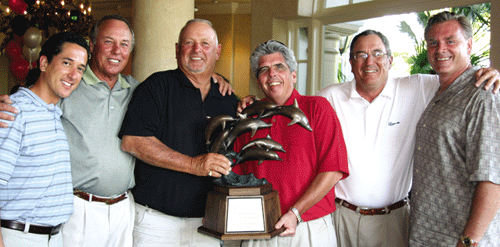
[0,95,18,127]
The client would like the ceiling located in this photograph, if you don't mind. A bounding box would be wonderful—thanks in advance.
[194,0,250,4]
[89,0,251,19]
[89,0,250,6]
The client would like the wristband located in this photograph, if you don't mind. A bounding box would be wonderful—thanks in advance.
[290,207,303,224]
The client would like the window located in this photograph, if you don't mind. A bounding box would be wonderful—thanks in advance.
[325,0,372,8]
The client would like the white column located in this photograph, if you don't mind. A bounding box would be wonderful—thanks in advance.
[132,0,194,81]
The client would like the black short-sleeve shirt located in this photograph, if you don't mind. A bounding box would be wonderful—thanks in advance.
[119,69,238,217]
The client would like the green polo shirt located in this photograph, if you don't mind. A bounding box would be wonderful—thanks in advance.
[60,65,140,197]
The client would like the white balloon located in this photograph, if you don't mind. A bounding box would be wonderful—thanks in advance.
[24,27,43,49]
[22,45,41,63]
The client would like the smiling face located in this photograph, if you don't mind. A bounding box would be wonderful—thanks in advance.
[350,34,393,98]
[38,42,88,104]
[89,19,133,83]
[426,19,472,86]
[176,21,221,80]
[256,52,296,105]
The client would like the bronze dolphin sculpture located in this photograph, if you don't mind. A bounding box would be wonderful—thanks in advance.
[261,99,313,131]
[209,128,231,153]
[240,100,279,118]
[205,115,235,144]
[241,135,285,153]
[224,118,272,148]
[236,147,282,165]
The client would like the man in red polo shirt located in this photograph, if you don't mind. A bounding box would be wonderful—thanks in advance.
[232,40,349,247]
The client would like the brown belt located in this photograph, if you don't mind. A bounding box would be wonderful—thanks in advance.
[73,189,127,205]
[335,198,409,215]
[1,220,61,235]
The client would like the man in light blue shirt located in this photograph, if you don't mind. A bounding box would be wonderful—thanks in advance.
[0,32,89,247]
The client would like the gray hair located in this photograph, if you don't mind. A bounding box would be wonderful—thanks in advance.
[90,15,135,49]
[425,11,473,40]
[250,40,297,78]
[178,19,219,45]
[349,29,392,59]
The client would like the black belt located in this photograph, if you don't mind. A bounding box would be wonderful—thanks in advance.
[335,198,409,215]
[1,220,62,235]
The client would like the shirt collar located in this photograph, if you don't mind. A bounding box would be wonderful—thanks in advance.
[176,68,225,100]
[283,89,301,105]
[441,66,479,94]
[18,87,62,117]
[349,76,395,101]
[82,65,130,89]
[262,89,301,105]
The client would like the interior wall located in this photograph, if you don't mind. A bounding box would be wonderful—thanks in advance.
[196,13,252,98]
[233,14,252,98]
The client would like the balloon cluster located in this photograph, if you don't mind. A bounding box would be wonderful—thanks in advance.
[5,25,42,82]
[0,0,94,83]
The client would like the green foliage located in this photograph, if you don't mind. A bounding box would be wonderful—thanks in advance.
[401,3,490,75]
[337,59,347,83]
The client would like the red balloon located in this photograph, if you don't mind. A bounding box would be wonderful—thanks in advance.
[5,40,23,61]
[9,58,30,81]
[13,34,24,45]
[9,0,28,15]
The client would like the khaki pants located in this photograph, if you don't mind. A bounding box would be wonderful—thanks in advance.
[133,203,222,247]
[242,214,337,247]
[333,202,410,247]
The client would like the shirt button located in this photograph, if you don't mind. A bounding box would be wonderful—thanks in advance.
[415,169,419,173]
[417,147,421,150]
[423,124,426,127]
[272,119,276,123]
[110,106,115,110]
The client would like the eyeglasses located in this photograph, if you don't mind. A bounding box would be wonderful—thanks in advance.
[353,50,388,62]
[257,63,289,76]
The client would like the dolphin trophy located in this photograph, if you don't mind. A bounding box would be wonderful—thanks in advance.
[207,98,312,187]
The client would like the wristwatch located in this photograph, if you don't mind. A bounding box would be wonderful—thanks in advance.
[290,207,303,224]
[460,236,478,247]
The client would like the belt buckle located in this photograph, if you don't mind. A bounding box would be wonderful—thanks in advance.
[381,207,390,215]
[105,198,114,205]
[403,197,409,205]
[356,206,369,214]
[50,224,62,236]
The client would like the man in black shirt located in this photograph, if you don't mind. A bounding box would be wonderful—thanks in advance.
[119,19,238,247]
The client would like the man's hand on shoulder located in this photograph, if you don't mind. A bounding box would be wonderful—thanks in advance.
[0,95,17,128]
[212,73,235,96]
[237,95,257,113]
[475,67,500,94]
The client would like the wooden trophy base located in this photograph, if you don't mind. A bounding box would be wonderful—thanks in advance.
[198,183,284,240]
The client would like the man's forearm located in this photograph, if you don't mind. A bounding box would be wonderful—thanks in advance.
[462,181,500,242]
[121,135,192,173]
[292,171,343,215]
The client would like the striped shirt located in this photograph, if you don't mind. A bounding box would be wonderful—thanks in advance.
[0,88,73,226]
